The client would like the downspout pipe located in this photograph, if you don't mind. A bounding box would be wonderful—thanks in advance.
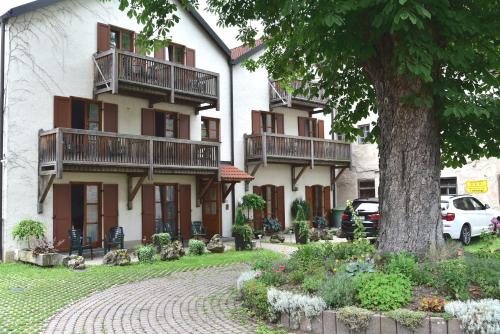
[0,19,7,262]
[229,61,236,225]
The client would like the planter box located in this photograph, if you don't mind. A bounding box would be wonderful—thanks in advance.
[18,249,62,267]
[279,310,465,334]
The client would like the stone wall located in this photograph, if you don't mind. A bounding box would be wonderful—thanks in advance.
[280,310,464,334]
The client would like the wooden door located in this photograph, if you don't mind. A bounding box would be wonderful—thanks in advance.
[253,186,263,230]
[53,184,71,251]
[276,186,285,230]
[179,184,191,241]
[202,181,221,238]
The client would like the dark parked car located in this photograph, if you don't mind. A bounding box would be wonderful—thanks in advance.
[341,198,379,240]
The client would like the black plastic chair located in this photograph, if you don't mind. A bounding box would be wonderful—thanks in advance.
[191,221,207,239]
[104,227,124,253]
[68,229,93,259]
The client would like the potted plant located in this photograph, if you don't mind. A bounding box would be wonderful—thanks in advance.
[12,219,62,267]
[263,217,281,235]
[241,193,266,228]
[312,215,327,229]
[233,207,254,251]
[294,206,310,244]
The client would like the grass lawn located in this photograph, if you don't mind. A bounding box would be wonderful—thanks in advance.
[0,249,281,334]
[464,235,500,253]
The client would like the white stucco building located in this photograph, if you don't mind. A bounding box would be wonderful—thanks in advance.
[0,0,498,261]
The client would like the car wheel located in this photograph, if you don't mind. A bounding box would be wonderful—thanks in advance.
[460,225,471,245]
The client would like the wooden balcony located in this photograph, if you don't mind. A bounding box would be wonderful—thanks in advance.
[245,133,350,167]
[39,128,220,178]
[93,49,220,111]
[269,80,328,111]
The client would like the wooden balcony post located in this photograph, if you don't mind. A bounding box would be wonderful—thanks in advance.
[148,138,154,180]
[112,49,119,94]
[170,64,175,104]
[55,128,63,179]
[262,133,267,166]
[310,138,315,169]
[216,73,220,111]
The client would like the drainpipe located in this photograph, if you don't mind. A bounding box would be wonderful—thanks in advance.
[229,61,236,225]
[0,19,7,262]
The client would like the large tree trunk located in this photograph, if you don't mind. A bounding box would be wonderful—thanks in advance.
[373,74,444,255]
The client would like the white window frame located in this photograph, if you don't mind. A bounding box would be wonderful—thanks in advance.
[357,124,370,144]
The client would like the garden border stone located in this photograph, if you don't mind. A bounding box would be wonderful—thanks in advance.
[279,310,465,334]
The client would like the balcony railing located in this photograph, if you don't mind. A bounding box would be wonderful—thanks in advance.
[245,133,350,167]
[93,49,220,110]
[39,128,220,178]
[269,80,328,109]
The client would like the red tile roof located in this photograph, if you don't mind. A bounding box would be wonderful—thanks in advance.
[230,39,263,60]
[220,164,254,182]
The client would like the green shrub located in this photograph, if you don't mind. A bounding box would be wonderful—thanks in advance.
[12,220,45,248]
[288,270,306,285]
[136,244,156,263]
[241,279,269,319]
[256,259,287,287]
[434,260,469,300]
[342,259,376,276]
[319,273,356,308]
[287,243,324,272]
[337,306,373,332]
[152,233,171,252]
[384,252,420,283]
[301,270,327,293]
[188,239,205,255]
[323,239,375,261]
[386,309,426,331]
[465,254,500,299]
[356,273,412,311]
[291,198,311,219]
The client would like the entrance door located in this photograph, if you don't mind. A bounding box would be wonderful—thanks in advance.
[202,181,221,238]
[71,183,102,248]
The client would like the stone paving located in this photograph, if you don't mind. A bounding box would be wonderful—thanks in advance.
[43,264,255,334]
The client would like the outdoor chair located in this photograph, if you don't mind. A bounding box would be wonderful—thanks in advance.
[104,226,124,253]
[191,221,207,240]
[68,229,93,259]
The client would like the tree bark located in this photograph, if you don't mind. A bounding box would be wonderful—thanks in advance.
[372,72,444,255]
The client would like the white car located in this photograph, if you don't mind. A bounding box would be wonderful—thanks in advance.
[441,195,498,245]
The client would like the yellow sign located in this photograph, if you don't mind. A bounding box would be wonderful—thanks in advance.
[465,180,488,193]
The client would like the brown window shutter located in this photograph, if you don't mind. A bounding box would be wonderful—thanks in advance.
[275,186,285,230]
[323,186,331,225]
[154,47,166,60]
[141,108,155,136]
[186,48,196,67]
[178,113,190,139]
[298,117,307,136]
[305,186,313,220]
[253,186,263,229]
[178,184,191,241]
[103,103,118,132]
[103,184,119,234]
[141,184,155,242]
[251,111,262,134]
[97,23,110,52]
[53,184,72,251]
[54,96,71,128]
[275,113,284,134]
[317,119,325,139]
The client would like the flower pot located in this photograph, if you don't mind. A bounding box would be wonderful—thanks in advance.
[235,235,252,251]
[17,249,62,267]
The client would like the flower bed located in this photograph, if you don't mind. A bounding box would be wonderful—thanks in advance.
[236,236,500,334]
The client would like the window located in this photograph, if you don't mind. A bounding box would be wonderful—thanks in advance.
[85,185,100,243]
[440,177,457,195]
[261,185,276,218]
[357,124,370,144]
[358,179,376,198]
[168,43,186,64]
[110,27,134,51]
[469,197,485,210]
[71,98,102,131]
[336,133,345,141]
[261,112,276,134]
[312,185,324,217]
[154,111,178,138]
[201,117,220,141]
[155,184,177,234]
